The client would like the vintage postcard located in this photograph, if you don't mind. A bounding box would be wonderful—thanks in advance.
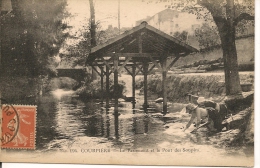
[0,0,255,166]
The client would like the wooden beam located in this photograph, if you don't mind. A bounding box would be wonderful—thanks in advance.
[101,57,114,72]
[90,23,147,53]
[124,66,133,76]
[138,33,143,53]
[97,65,106,77]
[114,56,119,115]
[147,64,156,74]
[146,25,198,52]
[134,63,144,74]
[106,53,160,58]
[166,56,180,71]
[132,65,136,99]
[105,65,110,108]
[143,62,149,111]
[118,56,131,72]
[161,57,167,115]
[100,66,104,103]
[135,68,141,75]
[91,66,101,76]
[149,55,162,71]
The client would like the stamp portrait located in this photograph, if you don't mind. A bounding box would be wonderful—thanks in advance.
[1,105,36,149]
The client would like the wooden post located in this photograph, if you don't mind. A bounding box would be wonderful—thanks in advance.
[132,65,136,106]
[106,65,110,108]
[114,111,119,139]
[100,66,104,104]
[114,56,119,115]
[143,62,149,111]
[132,65,136,98]
[161,57,167,115]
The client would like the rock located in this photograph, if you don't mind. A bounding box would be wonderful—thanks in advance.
[224,91,254,112]
[222,107,252,130]
[244,103,254,145]
[155,97,163,103]
[208,129,242,146]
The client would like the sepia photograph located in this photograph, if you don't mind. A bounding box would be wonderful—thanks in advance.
[0,0,256,166]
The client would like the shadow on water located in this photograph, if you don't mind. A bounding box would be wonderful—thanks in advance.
[36,90,165,150]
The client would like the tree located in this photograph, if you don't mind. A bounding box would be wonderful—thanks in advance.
[59,24,91,67]
[145,0,254,95]
[195,23,220,49]
[1,0,68,77]
[89,0,97,47]
[173,31,188,42]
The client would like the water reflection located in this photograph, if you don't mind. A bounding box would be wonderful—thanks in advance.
[37,92,161,150]
[35,90,253,161]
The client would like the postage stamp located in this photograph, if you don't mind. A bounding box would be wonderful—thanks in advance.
[1,104,36,149]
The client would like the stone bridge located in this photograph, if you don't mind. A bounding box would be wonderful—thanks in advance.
[56,68,86,82]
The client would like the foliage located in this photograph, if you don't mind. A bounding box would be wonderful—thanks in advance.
[173,31,188,42]
[96,25,119,45]
[1,0,68,77]
[59,23,91,68]
[136,73,254,103]
[76,77,126,99]
[45,77,79,92]
[195,23,220,49]
[144,0,254,95]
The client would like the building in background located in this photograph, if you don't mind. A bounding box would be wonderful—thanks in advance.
[135,8,203,49]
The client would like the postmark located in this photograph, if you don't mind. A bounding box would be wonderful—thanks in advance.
[1,103,36,149]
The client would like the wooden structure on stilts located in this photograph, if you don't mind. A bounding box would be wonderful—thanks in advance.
[86,22,197,114]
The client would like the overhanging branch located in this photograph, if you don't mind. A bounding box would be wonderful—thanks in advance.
[234,13,254,26]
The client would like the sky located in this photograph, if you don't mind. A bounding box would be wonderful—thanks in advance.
[66,0,168,30]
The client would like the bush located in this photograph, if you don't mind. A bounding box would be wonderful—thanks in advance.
[0,77,40,104]
[44,77,79,92]
[76,77,126,99]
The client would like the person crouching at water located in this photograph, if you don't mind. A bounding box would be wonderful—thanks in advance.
[183,103,219,132]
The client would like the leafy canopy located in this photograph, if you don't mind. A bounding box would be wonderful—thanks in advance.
[1,0,69,77]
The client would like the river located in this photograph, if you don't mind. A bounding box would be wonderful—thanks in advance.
[34,75,253,164]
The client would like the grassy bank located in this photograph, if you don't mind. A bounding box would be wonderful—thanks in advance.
[136,72,254,103]
[75,77,126,99]
[0,77,41,104]
[0,76,79,104]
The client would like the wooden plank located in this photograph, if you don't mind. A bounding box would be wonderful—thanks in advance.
[134,63,144,74]
[149,55,162,71]
[105,53,160,58]
[143,62,149,111]
[166,56,180,71]
[161,58,167,114]
[124,66,133,76]
[138,34,143,53]
[100,66,104,103]
[135,68,141,75]
[145,25,198,52]
[101,57,114,72]
[118,57,131,72]
[114,56,119,114]
[147,64,156,74]
[91,66,101,76]
[105,65,110,108]
[132,65,136,99]
[90,23,147,53]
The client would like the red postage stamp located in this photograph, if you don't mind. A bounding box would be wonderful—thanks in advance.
[1,105,36,149]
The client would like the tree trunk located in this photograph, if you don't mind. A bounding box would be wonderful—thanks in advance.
[215,20,242,95]
[89,0,97,80]
[89,0,96,47]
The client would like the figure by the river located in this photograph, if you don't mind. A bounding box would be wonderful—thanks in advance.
[183,94,228,133]
[8,110,31,146]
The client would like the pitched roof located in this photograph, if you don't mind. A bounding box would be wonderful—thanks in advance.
[87,22,198,63]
